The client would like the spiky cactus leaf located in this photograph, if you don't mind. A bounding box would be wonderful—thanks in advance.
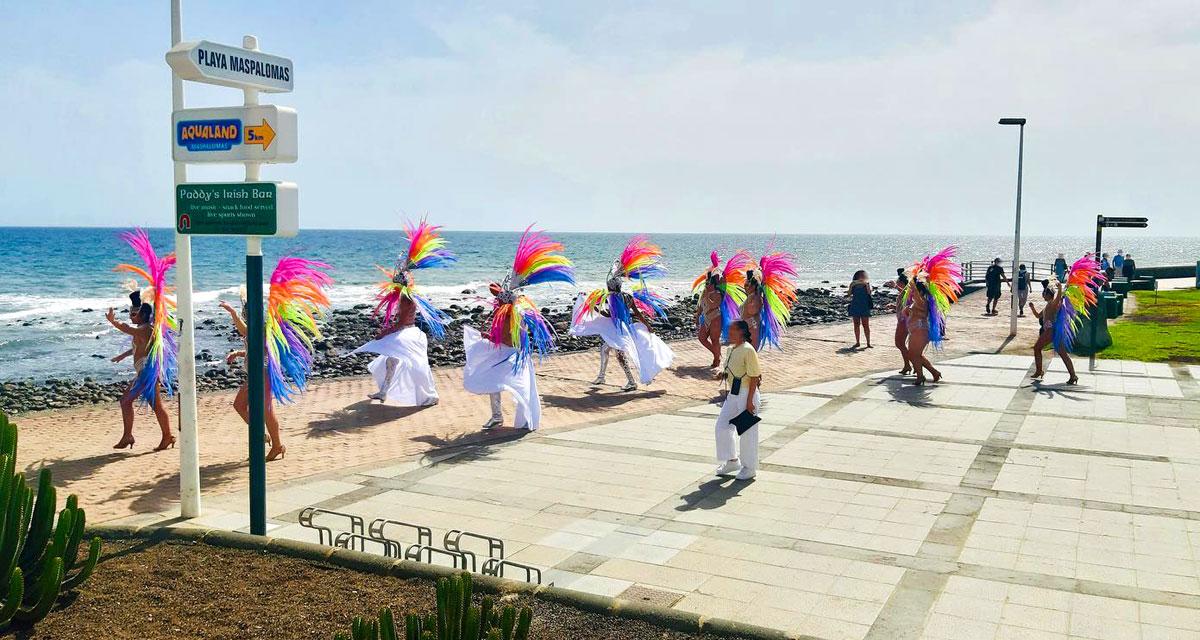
[14,556,62,623]
[61,537,100,591]
[0,568,22,629]
[513,608,531,640]
[19,469,54,570]
[500,606,516,640]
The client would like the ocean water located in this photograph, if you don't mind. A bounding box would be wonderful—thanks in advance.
[2,227,1197,382]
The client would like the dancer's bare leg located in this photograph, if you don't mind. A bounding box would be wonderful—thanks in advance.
[1031,333,1051,379]
[895,326,911,374]
[907,330,929,385]
[151,387,173,450]
[705,323,722,367]
[266,390,286,461]
[115,385,136,449]
[1057,347,1078,384]
[233,384,250,423]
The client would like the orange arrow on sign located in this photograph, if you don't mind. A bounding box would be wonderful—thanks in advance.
[244,119,276,151]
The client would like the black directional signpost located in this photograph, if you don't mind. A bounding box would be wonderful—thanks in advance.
[1083,215,1150,355]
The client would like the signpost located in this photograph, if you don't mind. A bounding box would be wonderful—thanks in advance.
[167,4,298,536]
[1086,215,1150,357]
[173,105,297,163]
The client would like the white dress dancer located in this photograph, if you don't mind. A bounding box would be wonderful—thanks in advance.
[462,326,540,430]
[353,324,439,406]
[570,290,673,389]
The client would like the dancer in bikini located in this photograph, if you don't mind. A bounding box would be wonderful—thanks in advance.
[888,270,913,375]
[463,226,574,430]
[571,236,674,391]
[903,247,961,386]
[222,257,333,461]
[743,250,799,351]
[1030,254,1104,384]
[109,229,177,451]
[353,219,454,406]
[694,250,750,368]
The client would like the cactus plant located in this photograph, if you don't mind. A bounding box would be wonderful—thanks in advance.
[335,572,532,640]
[0,412,101,628]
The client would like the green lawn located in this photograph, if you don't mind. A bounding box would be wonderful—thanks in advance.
[1102,288,1200,362]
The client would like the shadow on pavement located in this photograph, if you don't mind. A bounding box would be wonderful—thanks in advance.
[306,400,431,437]
[541,388,666,411]
[675,477,752,512]
[674,365,721,381]
[24,450,157,487]
[107,459,245,517]
[877,377,935,406]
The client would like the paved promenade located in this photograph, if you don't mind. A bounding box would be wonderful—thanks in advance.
[17,292,1025,523]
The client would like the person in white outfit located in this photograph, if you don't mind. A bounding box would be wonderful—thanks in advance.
[351,219,455,406]
[714,319,762,481]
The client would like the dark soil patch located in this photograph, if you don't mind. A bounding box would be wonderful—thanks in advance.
[1128,314,1182,324]
[6,540,751,640]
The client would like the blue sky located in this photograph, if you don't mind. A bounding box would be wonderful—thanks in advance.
[2,1,1198,234]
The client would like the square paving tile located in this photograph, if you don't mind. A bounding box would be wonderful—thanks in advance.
[938,354,1034,370]
[920,576,1200,640]
[961,498,1200,595]
[680,393,829,425]
[871,365,1029,387]
[821,398,1001,441]
[673,471,950,555]
[1014,414,1200,461]
[864,380,1017,411]
[1028,389,1127,419]
[546,413,787,458]
[765,430,980,485]
[787,377,866,397]
[1048,359,1176,378]
[1034,373,1184,398]
[994,448,1200,511]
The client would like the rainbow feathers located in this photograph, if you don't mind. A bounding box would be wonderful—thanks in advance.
[1053,253,1105,351]
[373,220,455,339]
[113,229,178,405]
[266,257,333,403]
[756,252,799,351]
[617,235,667,280]
[510,226,574,288]
[910,246,963,349]
[403,218,457,270]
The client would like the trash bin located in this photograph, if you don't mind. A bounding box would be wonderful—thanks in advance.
[1102,292,1120,319]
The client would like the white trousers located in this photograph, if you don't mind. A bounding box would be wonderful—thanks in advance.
[714,388,759,471]
[353,327,439,406]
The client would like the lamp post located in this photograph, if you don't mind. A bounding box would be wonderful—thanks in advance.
[998,117,1026,338]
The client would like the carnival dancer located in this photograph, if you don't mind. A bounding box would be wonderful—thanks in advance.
[1030,254,1104,384]
[694,250,750,368]
[222,257,333,461]
[886,270,912,375]
[903,247,962,386]
[352,219,455,406]
[571,236,674,390]
[743,251,799,351]
[463,226,574,430]
[108,229,177,451]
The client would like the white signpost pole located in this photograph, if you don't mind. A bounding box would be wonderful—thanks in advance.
[172,0,202,520]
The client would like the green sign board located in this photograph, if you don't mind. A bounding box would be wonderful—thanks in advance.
[176,183,278,235]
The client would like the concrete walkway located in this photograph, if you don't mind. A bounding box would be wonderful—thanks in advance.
[121,348,1200,640]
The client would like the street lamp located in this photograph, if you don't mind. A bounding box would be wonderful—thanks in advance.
[998,117,1026,338]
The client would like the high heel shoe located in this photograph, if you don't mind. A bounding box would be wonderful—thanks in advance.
[267,445,287,461]
[913,377,926,387]
[113,436,135,450]
[153,436,176,452]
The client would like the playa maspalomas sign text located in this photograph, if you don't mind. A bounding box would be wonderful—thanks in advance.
[176,182,298,237]
[166,40,293,93]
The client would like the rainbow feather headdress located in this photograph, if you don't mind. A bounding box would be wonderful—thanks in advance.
[753,251,799,351]
[267,257,333,403]
[373,218,456,339]
[573,235,669,331]
[113,229,178,405]
[489,226,575,369]
[1052,253,1105,351]
[907,246,962,349]
[692,250,751,340]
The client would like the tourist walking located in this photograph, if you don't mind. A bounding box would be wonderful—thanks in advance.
[1016,264,1030,316]
[1121,253,1136,279]
[352,219,454,406]
[571,235,674,391]
[984,258,1007,315]
[110,229,176,452]
[847,270,872,348]
[464,227,573,430]
[1053,253,1068,282]
[713,320,761,481]
[693,250,750,368]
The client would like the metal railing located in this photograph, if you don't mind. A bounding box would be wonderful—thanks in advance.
[960,261,1053,284]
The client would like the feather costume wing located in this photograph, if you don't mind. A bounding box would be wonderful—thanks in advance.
[756,252,799,351]
[718,250,752,340]
[617,235,667,280]
[510,226,574,288]
[911,246,962,350]
[403,218,457,270]
[266,257,333,403]
[373,219,456,338]
[113,229,178,405]
[1053,254,1104,351]
[630,282,670,321]
[491,226,575,369]
[692,251,720,293]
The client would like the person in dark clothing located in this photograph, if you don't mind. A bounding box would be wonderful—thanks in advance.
[1016,264,1030,316]
[847,270,873,348]
[1053,253,1068,282]
[1121,254,1136,279]
[984,258,1008,316]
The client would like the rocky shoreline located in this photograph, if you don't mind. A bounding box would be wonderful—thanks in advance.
[0,286,897,415]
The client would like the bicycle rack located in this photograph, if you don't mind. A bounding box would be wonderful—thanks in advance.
[481,558,542,585]
[335,532,402,558]
[443,529,505,561]
[298,507,364,546]
[368,518,433,549]
[404,545,471,570]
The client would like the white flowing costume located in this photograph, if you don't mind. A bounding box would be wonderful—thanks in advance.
[569,295,674,385]
[462,327,540,430]
[351,326,439,406]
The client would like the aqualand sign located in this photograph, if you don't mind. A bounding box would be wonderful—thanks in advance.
[172,105,297,163]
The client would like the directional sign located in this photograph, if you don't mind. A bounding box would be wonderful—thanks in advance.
[172,105,297,163]
[1099,216,1149,229]
[166,40,293,93]
[176,182,298,237]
